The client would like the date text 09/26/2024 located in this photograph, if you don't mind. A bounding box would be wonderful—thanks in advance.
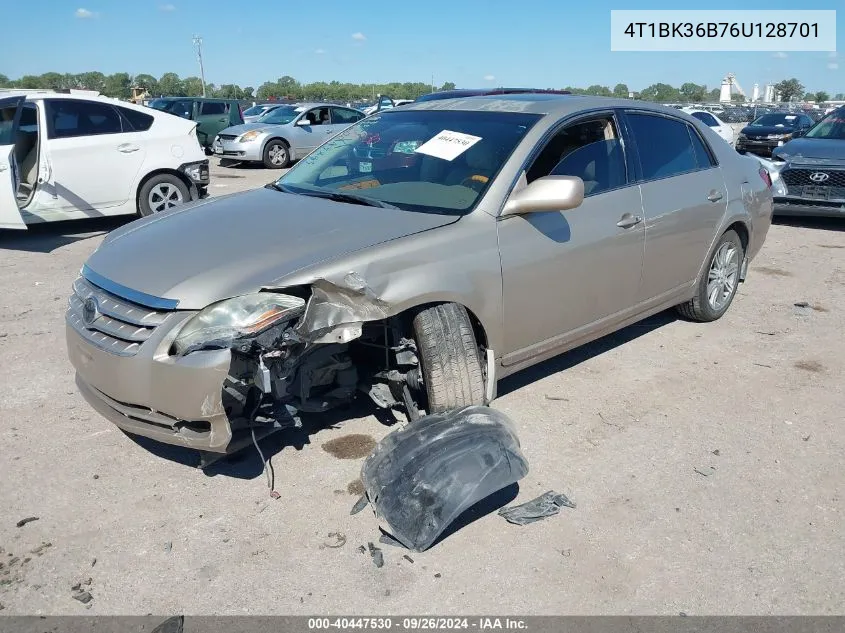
[307,617,528,630]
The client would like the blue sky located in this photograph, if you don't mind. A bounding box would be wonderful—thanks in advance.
[2,0,841,92]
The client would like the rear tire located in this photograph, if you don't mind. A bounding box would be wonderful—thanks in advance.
[412,303,485,413]
[262,140,290,169]
[137,174,190,217]
[676,230,744,322]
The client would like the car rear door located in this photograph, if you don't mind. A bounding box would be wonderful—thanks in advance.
[196,100,229,147]
[43,98,147,212]
[0,96,27,229]
[622,111,727,303]
[329,107,364,135]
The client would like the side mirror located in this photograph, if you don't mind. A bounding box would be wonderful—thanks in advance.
[296,118,312,126]
[501,176,584,217]
[792,129,805,137]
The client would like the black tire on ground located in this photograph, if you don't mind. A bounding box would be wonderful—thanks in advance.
[262,139,290,169]
[412,303,486,413]
[676,229,744,322]
[137,174,191,217]
[219,158,239,167]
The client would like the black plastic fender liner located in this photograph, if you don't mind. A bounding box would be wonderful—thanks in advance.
[360,405,529,552]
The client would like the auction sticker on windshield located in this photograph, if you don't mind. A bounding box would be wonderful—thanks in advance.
[415,130,482,161]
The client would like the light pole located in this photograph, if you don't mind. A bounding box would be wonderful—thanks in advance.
[192,35,207,97]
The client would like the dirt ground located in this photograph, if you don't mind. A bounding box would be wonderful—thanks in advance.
[0,160,843,615]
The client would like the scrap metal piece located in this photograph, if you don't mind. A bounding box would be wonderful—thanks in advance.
[498,490,576,526]
[293,272,390,344]
[360,406,529,552]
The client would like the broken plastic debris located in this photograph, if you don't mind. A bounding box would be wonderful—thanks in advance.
[360,406,529,552]
[15,517,39,528]
[498,490,576,526]
[367,542,384,568]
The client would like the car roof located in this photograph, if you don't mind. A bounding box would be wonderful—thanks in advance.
[401,93,685,118]
[151,96,240,102]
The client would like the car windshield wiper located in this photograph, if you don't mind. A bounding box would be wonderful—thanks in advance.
[265,182,291,193]
[294,189,399,209]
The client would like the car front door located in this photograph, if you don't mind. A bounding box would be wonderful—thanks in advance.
[329,107,364,135]
[290,107,332,156]
[498,112,646,366]
[622,111,728,303]
[195,100,229,148]
[0,96,27,229]
[42,98,147,212]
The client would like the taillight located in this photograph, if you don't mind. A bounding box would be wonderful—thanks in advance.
[759,167,772,188]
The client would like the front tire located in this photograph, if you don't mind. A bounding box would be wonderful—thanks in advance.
[676,229,744,322]
[412,303,485,413]
[137,174,190,217]
[262,140,290,169]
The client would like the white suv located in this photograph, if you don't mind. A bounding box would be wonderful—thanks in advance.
[0,92,209,230]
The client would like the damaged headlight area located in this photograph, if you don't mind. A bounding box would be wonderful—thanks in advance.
[172,293,306,356]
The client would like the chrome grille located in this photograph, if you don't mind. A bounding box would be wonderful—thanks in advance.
[218,134,238,141]
[781,168,845,188]
[66,277,170,357]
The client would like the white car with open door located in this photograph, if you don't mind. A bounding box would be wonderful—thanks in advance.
[681,108,735,145]
[0,92,209,230]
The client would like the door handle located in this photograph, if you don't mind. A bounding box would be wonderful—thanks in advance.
[707,191,723,202]
[117,143,140,153]
[616,215,642,229]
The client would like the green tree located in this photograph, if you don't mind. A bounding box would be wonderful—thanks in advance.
[0,73,9,88]
[77,71,106,92]
[679,82,706,102]
[814,91,830,103]
[39,72,67,90]
[440,82,456,91]
[256,81,282,100]
[612,83,629,98]
[834,93,845,100]
[774,78,804,102]
[182,76,205,96]
[707,88,720,101]
[133,73,159,96]
[158,72,184,96]
[639,83,680,103]
[584,84,612,97]
[243,86,255,99]
[103,72,132,99]
[16,75,44,89]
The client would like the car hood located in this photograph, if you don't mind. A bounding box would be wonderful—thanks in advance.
[741,125,798,136]
[773,137,845,162]
[219,121,288,136]
[85,188,460,309]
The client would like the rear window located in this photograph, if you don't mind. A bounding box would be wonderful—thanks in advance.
[626,113,699,180]
[201,101,226,115]
[118,106,154,131]
[46,99,123,139]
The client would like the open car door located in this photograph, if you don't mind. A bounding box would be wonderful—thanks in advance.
[0,96,27,229]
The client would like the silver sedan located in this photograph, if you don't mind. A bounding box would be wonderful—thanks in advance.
[212,103,366,168]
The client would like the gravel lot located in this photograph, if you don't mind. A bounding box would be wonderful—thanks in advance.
[1,159,843,615]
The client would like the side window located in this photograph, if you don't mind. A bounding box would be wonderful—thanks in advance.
[304,107,331,126]
[331,107,363,124]
[688,125,716,169]
[526,115,627,196]
[200,101,226,115]
[691,111,719,127]
[118,106,154,132]
[46,99,123,139]
[626,113,698,180]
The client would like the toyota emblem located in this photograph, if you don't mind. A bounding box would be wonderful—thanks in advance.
[809,172,830,183]
[82,296,100,327]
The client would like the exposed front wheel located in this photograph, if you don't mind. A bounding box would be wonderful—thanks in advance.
[137,174,190,217]
[263,140,290,169]
[676,229,744,322]
[412,303,486,413]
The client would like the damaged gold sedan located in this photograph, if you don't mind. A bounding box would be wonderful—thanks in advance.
[66,95,773,455]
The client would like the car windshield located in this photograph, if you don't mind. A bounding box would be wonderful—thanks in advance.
[275,109,541,215]
[804,111,845,140]
[149,99,192,118]
[750,113,800,128]
[244,105,271,116]
[258,106,301,125]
